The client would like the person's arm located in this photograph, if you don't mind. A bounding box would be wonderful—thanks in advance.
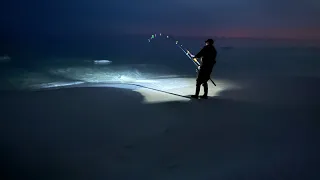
[194,48,205,59]
[192,48,205,68]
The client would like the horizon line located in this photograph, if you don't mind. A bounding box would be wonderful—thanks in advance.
[123,32,320,41]
[1,31,320,41]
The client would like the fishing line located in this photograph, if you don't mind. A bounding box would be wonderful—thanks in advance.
[148,33,216,86]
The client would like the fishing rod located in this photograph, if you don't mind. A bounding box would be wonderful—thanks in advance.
[148,33,216,86]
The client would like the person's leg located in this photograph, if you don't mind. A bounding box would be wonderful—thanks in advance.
[192,80,201,97]
[201,69,212,98]
[191,77,202,98]
[196,81,201,96]
[202,81,208,97]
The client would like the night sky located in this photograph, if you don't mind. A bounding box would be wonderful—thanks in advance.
[1,0,319,39]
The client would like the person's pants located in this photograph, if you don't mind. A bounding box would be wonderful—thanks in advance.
[195,66,214,96]
[195,77,209,96]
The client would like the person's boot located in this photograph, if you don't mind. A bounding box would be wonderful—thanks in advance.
[200,95,208,99]
[191,95,199,99]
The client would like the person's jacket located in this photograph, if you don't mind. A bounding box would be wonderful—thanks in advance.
[194,45,217,71]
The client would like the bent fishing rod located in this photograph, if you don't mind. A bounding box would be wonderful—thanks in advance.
[148,33,216,86]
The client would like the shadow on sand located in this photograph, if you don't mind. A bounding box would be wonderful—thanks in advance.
[0,76,319,180]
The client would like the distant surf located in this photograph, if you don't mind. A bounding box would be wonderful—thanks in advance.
[0,55,11,63]
[91,60,112,65]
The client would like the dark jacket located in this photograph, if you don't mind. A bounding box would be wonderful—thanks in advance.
[195,45,217,71]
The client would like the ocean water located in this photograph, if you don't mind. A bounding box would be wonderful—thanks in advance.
[1,35,320,90]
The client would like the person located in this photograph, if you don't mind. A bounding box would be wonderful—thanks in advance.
[190,39,217,99]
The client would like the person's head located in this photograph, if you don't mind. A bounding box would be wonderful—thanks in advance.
[205,39,214,46]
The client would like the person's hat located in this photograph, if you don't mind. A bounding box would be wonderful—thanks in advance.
[205,39,214,45]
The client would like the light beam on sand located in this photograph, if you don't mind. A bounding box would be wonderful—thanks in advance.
[47,66,184,84]
[20,65,240,104]
[41,70,239,104]
[132,78,239,104]
[95,77,240,104]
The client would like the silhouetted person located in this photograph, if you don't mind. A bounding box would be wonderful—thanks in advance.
[191,39,217,99]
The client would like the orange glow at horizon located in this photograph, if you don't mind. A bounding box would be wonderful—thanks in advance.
[128,26,320,40]
[212,28,320,39]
